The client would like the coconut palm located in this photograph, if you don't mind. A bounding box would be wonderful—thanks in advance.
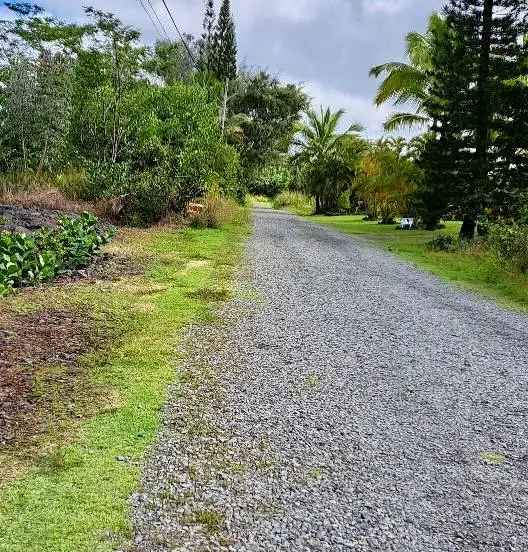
[292,107,364,213]
[369,13,446,132]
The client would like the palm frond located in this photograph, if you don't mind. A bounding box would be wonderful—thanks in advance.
[383,112,430,132]
[373,65,427,106]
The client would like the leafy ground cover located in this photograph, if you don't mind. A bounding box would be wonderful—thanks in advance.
[0,212,249,552]
[310,214,528,310]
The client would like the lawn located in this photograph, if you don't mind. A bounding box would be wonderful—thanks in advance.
[309,214,528,311]
[0,215,249,552]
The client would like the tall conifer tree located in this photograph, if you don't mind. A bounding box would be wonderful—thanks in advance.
[199,0,215,72]
[420,0,528,236]
[212,0,237,81]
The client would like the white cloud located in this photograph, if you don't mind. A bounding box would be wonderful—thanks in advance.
[362,0,411,15]
[236,0,323,24]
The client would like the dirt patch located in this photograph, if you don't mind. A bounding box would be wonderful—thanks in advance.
[53,252,145,286]
[0,203,67,233]
[0,308,115,449]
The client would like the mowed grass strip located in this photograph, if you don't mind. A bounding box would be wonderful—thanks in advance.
[309,214,528,311]
[0,218,249,552]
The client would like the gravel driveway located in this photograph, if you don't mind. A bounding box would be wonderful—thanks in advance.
[132,208,528,552]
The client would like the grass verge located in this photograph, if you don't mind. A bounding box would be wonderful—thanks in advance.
[309,214,528,311]
[0,214,249,552]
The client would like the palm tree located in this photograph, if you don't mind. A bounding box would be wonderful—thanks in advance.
[293,107,363,213]
[369,13,445,132]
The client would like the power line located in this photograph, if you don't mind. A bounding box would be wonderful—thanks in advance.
[145,0,170,40]
[136,0,164,40]
[159,0,197,64]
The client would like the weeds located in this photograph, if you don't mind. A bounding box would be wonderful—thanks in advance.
[189,191,244,229]
[272,191,314,215]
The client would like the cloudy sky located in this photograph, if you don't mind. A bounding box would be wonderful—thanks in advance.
[0,0,443,137]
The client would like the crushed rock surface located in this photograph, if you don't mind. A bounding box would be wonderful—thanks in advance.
[131,208,528,552]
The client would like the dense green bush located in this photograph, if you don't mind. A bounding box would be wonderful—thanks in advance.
[80,161,131,201]
[250,162,292,197]
[487,223,528,273]
[0,213,115,296]
[74,82,242,223]
[426,233,458,251]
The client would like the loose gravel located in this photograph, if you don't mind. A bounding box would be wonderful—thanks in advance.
[131,208,528,552]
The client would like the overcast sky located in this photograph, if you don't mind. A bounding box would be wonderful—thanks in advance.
[0,0,443,137]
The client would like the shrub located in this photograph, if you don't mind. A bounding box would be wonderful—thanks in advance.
[250,163,292,197]
[272,191,314,215]
[119,170,173,226]
[427,233,458,251]
[0,213,115,295]
[79,161,131,201]
[487,223,528,273]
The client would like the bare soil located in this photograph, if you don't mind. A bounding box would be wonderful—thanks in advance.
[0,308,113,448]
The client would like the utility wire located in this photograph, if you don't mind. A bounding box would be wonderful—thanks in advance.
[136,0,164,40]
[159,0,197,64]
[145,0,170,40]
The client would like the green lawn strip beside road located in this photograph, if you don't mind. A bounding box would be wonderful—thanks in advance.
[310,214,528,311]
[0,218,249,552]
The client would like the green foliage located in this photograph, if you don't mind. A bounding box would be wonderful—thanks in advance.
[420,1,528,235]
[0,232,57,293]
[293,107,364,213]
[369,13,446,131]
[80,161,130,201]
[229,71,308,180]
[250,161,292,197]
[272,191,314,215]
[210,0,237,81]
[0,53,73,172]
[0,213,114,294]
[487,223,528,273]
[119,170,173,226]
[146,39,196,85]
[355,144,420,223]
[0,4,307,223]
[427,233,458,251]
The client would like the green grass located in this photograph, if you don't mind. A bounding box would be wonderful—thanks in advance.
[0,219,249,552]
[309,214,528,311]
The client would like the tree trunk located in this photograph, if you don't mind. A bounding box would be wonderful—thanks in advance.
[315,195,322,214]
[460,214,477,240]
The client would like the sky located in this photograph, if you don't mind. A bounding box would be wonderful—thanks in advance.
[0,0,443,137]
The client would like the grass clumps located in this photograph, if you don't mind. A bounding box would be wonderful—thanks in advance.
[272,191,314,215]
[479,452,507,466]
[189,189,249,229]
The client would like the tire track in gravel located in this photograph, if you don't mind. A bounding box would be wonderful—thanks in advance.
[131,208,528,552]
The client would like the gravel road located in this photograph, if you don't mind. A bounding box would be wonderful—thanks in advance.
[132,208,528,552]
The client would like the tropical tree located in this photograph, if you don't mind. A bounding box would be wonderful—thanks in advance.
[355,144,420,223]
[369,13,446,131]
[293,107,364,213]
[228,71,308,183]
